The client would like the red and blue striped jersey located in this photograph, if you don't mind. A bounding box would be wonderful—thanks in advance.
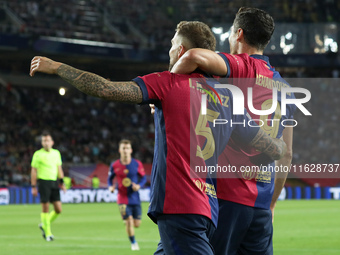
[107,158,146,205]
[216,53,296,209]
[133,71,259,227]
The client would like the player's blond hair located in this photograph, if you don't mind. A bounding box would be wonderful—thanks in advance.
[176,21,216,51]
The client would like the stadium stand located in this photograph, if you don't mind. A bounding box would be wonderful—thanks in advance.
[4,0,123,43]
[2,0,340,50]
[0,84,154,187]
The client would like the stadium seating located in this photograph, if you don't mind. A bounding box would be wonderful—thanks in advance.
[0,85,154,187]
[2,0,340,49]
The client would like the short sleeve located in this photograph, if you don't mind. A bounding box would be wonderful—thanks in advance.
[137,161,145,177]
[217,53,231,78]
[31,152,38,168]
[133,71,173,104]
[107,163,116,186]
[57,151,62,165]
[218,53,253,78]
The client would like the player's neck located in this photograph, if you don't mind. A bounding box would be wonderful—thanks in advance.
[43,148,51,152]
[238,44,263,56]
[120,157,131,165]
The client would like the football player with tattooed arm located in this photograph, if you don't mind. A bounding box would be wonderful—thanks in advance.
[30,21,286,255]
[171,8,296,255]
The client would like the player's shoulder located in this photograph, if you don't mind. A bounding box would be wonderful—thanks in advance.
[51,148,61,153]
[219,52,250,61]
[33,148,44,156]
[158,71,203,82]
[132,158,143,165]
[33,148,41,154]
[147,71,172,78]
[219,52,257,72]
[111,159,120,167]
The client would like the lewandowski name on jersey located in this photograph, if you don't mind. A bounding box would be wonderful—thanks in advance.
[194,78,311,129]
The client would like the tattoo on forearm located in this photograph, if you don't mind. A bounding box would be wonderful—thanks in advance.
[57,64,142,103]
[250,129,284,160]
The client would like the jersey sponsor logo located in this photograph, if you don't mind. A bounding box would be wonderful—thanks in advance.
[255,170,272,183]
[122,177,132,187]
[194,180,217,198]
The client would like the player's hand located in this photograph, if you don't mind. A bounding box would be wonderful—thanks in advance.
[132,183,140,192]
[149,104,155,115]
[30,56,62,77]
[108,186,115,193]
[31,187,38,197]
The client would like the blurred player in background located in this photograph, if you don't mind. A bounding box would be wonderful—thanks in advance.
[107,139,146,251]
[29,21,286,255]
[31,131,66,241]
[172,7,296,255]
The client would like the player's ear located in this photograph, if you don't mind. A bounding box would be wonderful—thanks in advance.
[178,44,186,59]
[236,28,244,42]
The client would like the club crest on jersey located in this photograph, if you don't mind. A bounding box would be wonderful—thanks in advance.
[122,177,131,187]
[242,169,257,180]
[124,169,129,174]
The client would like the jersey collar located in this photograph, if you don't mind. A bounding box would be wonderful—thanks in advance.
[250,54,270,65]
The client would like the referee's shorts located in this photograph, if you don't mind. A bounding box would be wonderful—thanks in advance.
[38,179,61,203]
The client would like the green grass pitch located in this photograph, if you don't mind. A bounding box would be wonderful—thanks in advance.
[0,200,339,255]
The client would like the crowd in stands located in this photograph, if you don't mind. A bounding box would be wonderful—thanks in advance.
[290,79,340,165]
[3,0,121,43]
[0,84,154,187]
[1,0,339,50]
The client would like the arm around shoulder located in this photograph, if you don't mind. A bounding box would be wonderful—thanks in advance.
[171,48,228,76]
[249,128,287,161]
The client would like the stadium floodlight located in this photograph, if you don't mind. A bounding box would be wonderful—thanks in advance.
[59,87,66,96]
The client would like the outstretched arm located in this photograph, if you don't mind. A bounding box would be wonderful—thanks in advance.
[249,128,287,161]
[171,48,228,76]
[30,56,142,103]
